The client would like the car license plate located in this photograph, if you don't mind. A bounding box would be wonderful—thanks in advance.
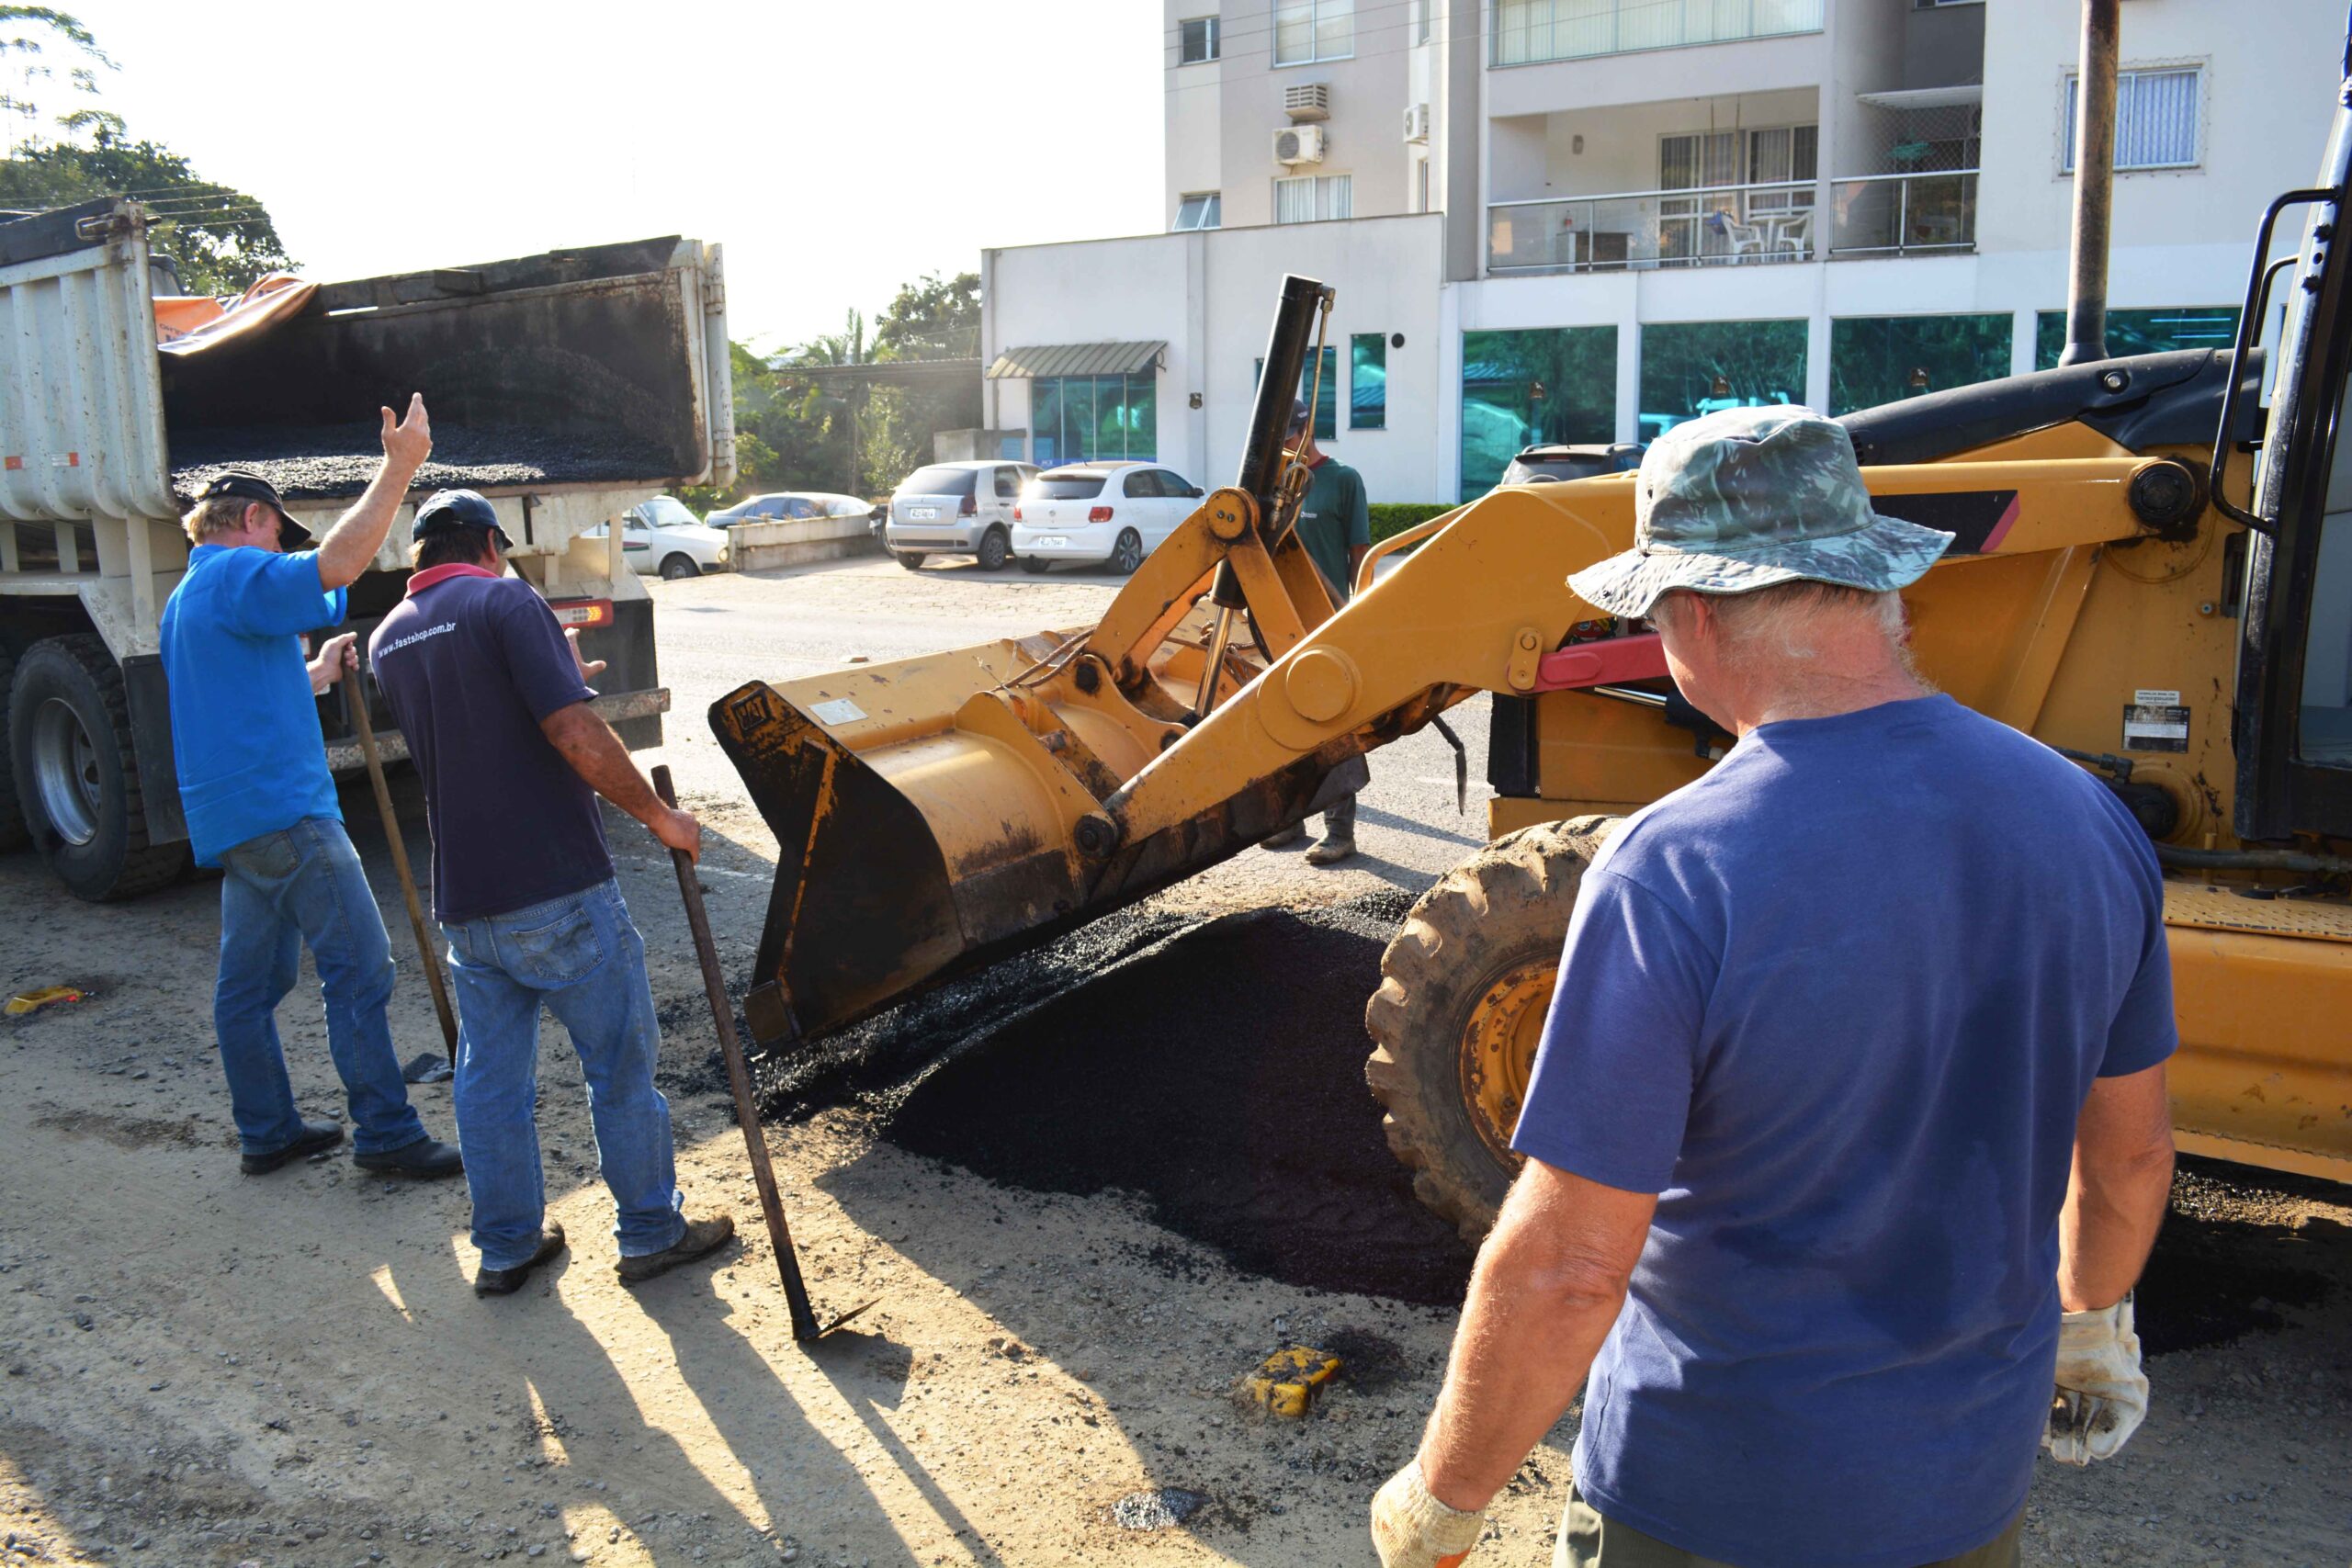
[1036,536,1068,548]
[909,506,939,520]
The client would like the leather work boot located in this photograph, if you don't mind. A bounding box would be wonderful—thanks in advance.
[1304,795,1358,867]
[475,1224,568,1297]
[355,1136,466,1179]
[617,1213,737,1285]
[240,1118,345,1175]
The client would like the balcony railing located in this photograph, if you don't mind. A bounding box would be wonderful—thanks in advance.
[1487,180,1820,273]
[1487,171,1979,274]
[1825,171,1979,258]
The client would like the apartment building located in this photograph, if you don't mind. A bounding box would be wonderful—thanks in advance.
[981,0,2346,502]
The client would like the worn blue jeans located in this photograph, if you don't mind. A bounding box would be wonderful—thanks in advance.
[440,877,685,1271]
[214,816,429,1158]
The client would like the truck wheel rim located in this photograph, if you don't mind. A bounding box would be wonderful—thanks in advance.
[1456,959,1554,1170]
[30,697,102,847]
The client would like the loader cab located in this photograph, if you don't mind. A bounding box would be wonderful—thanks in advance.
[2233,95,2352,841]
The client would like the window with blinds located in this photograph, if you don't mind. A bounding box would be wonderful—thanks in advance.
[1275,0,1353,65]
[2064,65,2203,172]
[1274,174,1353,224]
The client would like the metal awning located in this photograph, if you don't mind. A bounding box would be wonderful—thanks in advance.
[1855,84,1984,111]
[985,340,1166,380]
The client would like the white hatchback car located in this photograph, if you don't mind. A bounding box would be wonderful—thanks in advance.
[1010,463,1204,575]
[585,496,730,579]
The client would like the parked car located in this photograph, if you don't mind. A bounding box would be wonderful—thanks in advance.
[707,491,873,527]
[1010,463,1204,575]
[1496,443,1645,488]
[583,496,730,579]
[884,459,1039,571]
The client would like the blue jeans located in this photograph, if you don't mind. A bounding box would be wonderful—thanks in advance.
[440,878,685,1271]
[215,817,429,1157]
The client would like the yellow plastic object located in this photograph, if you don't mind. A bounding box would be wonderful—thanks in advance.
[1243,1346,1342,1418]
[6,986,85,1016]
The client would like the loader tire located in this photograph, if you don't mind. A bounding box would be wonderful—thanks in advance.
[1364,816,1619,1241]
[0,643,24,852]
[8,634,190,901]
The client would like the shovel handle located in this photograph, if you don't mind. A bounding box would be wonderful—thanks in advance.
[347,678,458,1054]
[652,766,822,1341]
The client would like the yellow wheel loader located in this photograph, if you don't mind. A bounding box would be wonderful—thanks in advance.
[715,130,2352,1238]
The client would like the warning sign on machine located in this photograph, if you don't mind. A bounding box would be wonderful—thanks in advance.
[2124,689,2190,753]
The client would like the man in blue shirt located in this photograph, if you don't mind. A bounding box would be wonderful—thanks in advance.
[370,491,729,1297]
[1372,408,2177,1568]
[159,397,462,1181]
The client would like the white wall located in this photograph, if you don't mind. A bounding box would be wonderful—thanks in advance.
[1165,0,1225,227]
[1213,0,1417,228]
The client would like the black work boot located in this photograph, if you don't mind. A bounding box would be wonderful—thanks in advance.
[241,1119,345,1175]
[616,1214,736,1285]
[355,1136,465,1179]
[475,1224,568,1297]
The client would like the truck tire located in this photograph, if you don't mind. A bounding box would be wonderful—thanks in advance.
[0,644,24,852]
[977,526,1011,572]
[1363,816,1619,1241]
[659,552,700,581]
[8,634,190,901]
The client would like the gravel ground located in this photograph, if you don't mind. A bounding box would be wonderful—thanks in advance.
[0,558,2345,1567]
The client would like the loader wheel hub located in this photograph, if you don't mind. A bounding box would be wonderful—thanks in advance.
[1457,959,1555,1168]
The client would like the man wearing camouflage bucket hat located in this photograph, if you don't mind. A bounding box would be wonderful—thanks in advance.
[1373,407,2177,1568]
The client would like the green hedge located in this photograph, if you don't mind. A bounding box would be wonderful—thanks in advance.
[1369,502,1456,543]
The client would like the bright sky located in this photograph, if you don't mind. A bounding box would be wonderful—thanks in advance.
[63,0,1166,351]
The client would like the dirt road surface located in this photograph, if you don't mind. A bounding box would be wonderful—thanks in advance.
[3,556,2346,1567]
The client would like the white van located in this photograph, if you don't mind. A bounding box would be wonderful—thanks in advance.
[884,459,1039,571]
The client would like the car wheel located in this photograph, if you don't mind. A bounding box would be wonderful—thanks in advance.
[1019,557,1049,576]
[977,526,1012,572]
[659,553,700,581]
[9,634,190,901]
[895,551,927,571]
[1111,528,1145,575]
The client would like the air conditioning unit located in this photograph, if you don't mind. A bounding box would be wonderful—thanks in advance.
[1403,103,1431,144]
[1274,124,1328,166]
[1283,82,1331,122]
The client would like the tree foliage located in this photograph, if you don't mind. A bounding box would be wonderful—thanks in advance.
[1,9,294,294]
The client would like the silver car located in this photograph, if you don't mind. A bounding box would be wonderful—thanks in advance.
[884,460,1038,571]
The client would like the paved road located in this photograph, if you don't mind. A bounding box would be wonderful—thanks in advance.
[643,551,1498,905]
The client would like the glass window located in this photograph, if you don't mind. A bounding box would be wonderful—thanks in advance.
[1123,470,1159,499]
[1027,374,1158,465]
[1829,314,2012,415]
[897,466,978,498]
[2064,66,2201,172]
[1493,0,1824,67]
[1173,192,1222,231]
[1180,15,1220,62]
[1638,320,1808,441]
[1351,333,1387,431]
[1414,0,1433,42]
[1460,326,1618,500]
[640,497,698,526]
[994,468,1020,499]
[2032,306,2242,369]
[1273,174,1351,224]
[1255,346,1340,441]
[1275,0,1351,64]
[1031,473,1109,500]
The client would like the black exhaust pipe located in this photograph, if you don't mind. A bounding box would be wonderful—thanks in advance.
[1237,274,1330,516]
[2059,0,2120,366]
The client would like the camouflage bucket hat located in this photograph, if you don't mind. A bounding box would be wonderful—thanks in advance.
[1566,405,1955,618]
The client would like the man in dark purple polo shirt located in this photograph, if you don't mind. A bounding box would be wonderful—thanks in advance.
[369,490,731,1296]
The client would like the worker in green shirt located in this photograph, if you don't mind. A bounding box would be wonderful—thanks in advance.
[1264,397,1372,865]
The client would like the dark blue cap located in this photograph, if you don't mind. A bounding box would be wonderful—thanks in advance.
[197,469,312,549]
[412,489,514,550]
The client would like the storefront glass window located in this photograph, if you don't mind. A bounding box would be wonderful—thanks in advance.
[2033,307,2241,369]
[1637,320,1807,441]
[1829,313,2013,414]
[1459,326,1617,500]
[1351,333,1387,430]
[1029,373,1158,466]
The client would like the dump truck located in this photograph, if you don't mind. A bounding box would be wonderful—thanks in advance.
[0,198,734,899]
[711,113,2352,1231]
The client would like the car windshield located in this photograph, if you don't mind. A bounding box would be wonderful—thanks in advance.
[898,466,978,498]
[639,497,699,526]
[1028,473,1108,500]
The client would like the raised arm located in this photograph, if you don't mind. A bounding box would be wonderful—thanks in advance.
[539,702,702,863]
[315,395,433,590]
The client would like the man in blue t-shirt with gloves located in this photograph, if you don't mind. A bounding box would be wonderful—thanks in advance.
[159,395,462,1182]
[370,490,729,1297]
[1371,407,2178,1568]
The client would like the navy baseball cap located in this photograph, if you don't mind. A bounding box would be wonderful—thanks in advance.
[412,489,515,551]
[196,470,312,548]
[1288,397,1313,434]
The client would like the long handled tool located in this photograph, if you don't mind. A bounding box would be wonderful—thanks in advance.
[652,765,872,1343]
[346,665,458,1079]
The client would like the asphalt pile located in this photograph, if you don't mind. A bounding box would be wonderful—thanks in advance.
[169,421,676,502]
[872,890,1480,1305]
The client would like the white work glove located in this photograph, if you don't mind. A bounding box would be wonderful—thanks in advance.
[1371,1459,1486,1568]
[2044,1293,2148,1465]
